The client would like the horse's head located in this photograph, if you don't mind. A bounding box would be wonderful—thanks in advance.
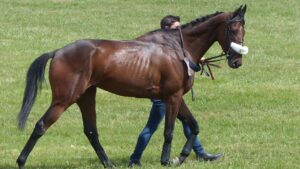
[218,5,248,69]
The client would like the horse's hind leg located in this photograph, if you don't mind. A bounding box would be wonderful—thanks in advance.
[16,103,67,169]
[76,86,113,168]
[174,100,199,165]
[17,64,88,168]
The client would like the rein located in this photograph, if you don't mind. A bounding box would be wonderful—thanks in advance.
[178,27,226,101]
[199,52,227,80]
[178,27,201,72]
[178,27,225,80]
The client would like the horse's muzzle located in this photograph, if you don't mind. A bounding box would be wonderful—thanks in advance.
[228,58,242,69]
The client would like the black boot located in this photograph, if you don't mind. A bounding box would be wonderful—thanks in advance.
[196,152,222,161]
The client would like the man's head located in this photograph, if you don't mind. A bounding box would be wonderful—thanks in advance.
[160,15,180,29]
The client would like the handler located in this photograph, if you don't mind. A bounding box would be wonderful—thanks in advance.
[128,15,222,167]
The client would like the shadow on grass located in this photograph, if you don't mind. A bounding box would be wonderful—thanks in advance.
[2,157,150,169]
[2,159,100,169]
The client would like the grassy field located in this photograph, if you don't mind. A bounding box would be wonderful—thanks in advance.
[1,0,299,169]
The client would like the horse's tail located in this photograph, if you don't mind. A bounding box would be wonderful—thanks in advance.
[18,51,56,130]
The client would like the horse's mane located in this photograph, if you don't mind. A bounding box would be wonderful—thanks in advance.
[136,11,224,48]
[181,11,223,28]
[136,29,179,44]
[139,11,224,38]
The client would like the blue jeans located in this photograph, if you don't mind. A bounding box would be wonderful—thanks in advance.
[130,99,204,161]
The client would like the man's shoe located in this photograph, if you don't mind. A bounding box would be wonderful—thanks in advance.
[196,152,222,161]
[128,160,142,168]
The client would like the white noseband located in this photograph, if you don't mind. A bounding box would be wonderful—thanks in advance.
[230,42,248,55]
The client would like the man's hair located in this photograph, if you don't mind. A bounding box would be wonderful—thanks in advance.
[160,15,180,29]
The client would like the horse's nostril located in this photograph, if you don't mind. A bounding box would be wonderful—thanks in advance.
[230,60,242,68]
[234,61,241,68]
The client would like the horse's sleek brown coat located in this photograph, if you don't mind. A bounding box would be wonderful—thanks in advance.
[17,6,247,168]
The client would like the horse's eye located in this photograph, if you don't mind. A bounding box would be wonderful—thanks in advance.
[230,29,238,34]
[231,23,241,31]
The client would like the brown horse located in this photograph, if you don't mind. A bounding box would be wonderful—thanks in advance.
[17,5,247,168]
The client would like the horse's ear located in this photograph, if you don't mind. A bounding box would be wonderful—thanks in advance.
[240,4,247,17]
[232,5,243,18]
[232,5,247,18]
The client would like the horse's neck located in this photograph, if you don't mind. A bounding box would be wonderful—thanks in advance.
[182,15,227,64]
[182,29,216,63]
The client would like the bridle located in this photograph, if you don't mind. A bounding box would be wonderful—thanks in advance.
[203,17,245,78]
[178,16,245,80]
[178,16,245,100]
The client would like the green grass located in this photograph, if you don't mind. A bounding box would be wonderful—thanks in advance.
[1,0,300,169]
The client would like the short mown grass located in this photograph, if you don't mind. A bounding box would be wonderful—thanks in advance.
[0,0,299,169]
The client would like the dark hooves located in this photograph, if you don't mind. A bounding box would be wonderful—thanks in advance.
[17,158,25,169]
[104,161,115,169]
[172,156,185,167]
[18,165,25,169]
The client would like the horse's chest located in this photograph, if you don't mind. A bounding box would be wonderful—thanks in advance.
[183,76,194,94]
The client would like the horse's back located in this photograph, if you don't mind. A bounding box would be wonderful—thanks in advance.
[92,39,186,98]
[89,40,169,97]
[49,39,184,99]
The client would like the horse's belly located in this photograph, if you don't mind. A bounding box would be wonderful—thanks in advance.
[96,79,160,98]
[94,65,161,98]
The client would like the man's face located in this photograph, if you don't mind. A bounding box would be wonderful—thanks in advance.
[170,21,180,29]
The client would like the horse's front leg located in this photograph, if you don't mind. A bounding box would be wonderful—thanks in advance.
[161,91,183,166]
[173,100,199,165]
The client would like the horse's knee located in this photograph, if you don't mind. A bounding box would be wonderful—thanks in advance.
[194,122,199,135]
[33,120,46,137]
[164,128,173,143]
[84,128,98,139]
[189,117,199,135]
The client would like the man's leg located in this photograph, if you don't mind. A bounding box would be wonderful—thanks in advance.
[181,118,222,161]
[129,100,166,166]
[178,100,222,162]
[181,122,204,154]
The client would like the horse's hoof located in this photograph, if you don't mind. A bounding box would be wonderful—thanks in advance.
[104,161,115,169]
[17,158,25,169]
[172,156,186,167]
[18,165,25,169]
[172,157,180,166]
[161,160,171,166]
